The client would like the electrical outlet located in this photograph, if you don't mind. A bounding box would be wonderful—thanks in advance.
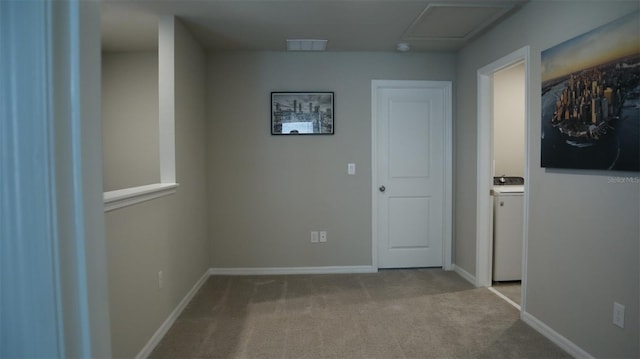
[158,271,163,289]
[311,231,319,243]
[319,231,327,242]
[613,302,625,328]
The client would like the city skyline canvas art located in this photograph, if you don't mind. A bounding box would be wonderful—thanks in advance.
[540,11,640,172]
[271,92,334,135]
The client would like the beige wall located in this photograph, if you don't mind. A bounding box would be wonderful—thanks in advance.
[493,62,525,178]
[102,51,160,192]
[455,2,639,357]
[105,18,210,358]
[206,51,455,268]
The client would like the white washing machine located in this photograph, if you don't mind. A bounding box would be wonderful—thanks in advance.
[493,182,524,281]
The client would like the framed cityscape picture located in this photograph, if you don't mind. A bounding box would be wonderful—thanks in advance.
[271,92,334,135]
[540,11,639,171]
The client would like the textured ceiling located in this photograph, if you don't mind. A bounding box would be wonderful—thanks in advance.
[101,0,527,52]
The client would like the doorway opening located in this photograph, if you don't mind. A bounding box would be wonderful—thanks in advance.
[476,47,530,313]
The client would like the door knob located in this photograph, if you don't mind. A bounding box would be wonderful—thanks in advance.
[379,186,386,192]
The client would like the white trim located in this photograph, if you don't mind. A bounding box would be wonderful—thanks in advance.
[488,286,520,310]
[442,82,453,271]
[452,264,476,286]
[209,266,378,276]
[103,183,178,212]
[371,80,453,271]
[522,311,595,359]
[520,51,531,314]
[135,269,210,359]
[371,81,379,270]
[475,46,530,293]
[158,16,176,184]
[476,68,492,288]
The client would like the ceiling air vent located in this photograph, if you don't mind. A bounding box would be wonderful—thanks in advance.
[286,39,328,51]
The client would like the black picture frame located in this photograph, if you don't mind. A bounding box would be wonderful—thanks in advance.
[271,92,334,135]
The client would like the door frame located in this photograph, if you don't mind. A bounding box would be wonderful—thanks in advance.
[0,1,111,357]
[371,80,453,270]
[476,47,530,311]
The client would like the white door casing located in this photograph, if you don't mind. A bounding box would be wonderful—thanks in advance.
[372,80,452,269]
[476,46,530,312]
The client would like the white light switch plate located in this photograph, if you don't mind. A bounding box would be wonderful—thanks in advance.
[348,163,356,175]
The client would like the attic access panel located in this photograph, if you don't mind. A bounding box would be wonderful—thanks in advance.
[403,3,514,41]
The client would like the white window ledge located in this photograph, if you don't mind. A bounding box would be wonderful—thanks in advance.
[104,183,178,212]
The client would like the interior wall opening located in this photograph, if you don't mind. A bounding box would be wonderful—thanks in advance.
[475,45,530,315]
[489,61,526,310]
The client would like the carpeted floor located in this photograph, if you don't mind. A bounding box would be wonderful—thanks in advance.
[149,269,569,358]
[492,281,522,305]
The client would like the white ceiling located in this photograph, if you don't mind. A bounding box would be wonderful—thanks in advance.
[101,0,528,52]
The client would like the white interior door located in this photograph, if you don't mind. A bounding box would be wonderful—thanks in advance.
[373,81,451,269]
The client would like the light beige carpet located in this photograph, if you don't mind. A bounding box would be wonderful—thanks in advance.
[150,269,569,358]
[492,281,522,306]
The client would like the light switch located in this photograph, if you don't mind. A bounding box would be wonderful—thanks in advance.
[348,163,356,175]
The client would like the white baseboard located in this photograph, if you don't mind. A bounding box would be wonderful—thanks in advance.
[452,264,476,286]
[209,265,378,276]
[521,311,594,359]
[135,269,210,359]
